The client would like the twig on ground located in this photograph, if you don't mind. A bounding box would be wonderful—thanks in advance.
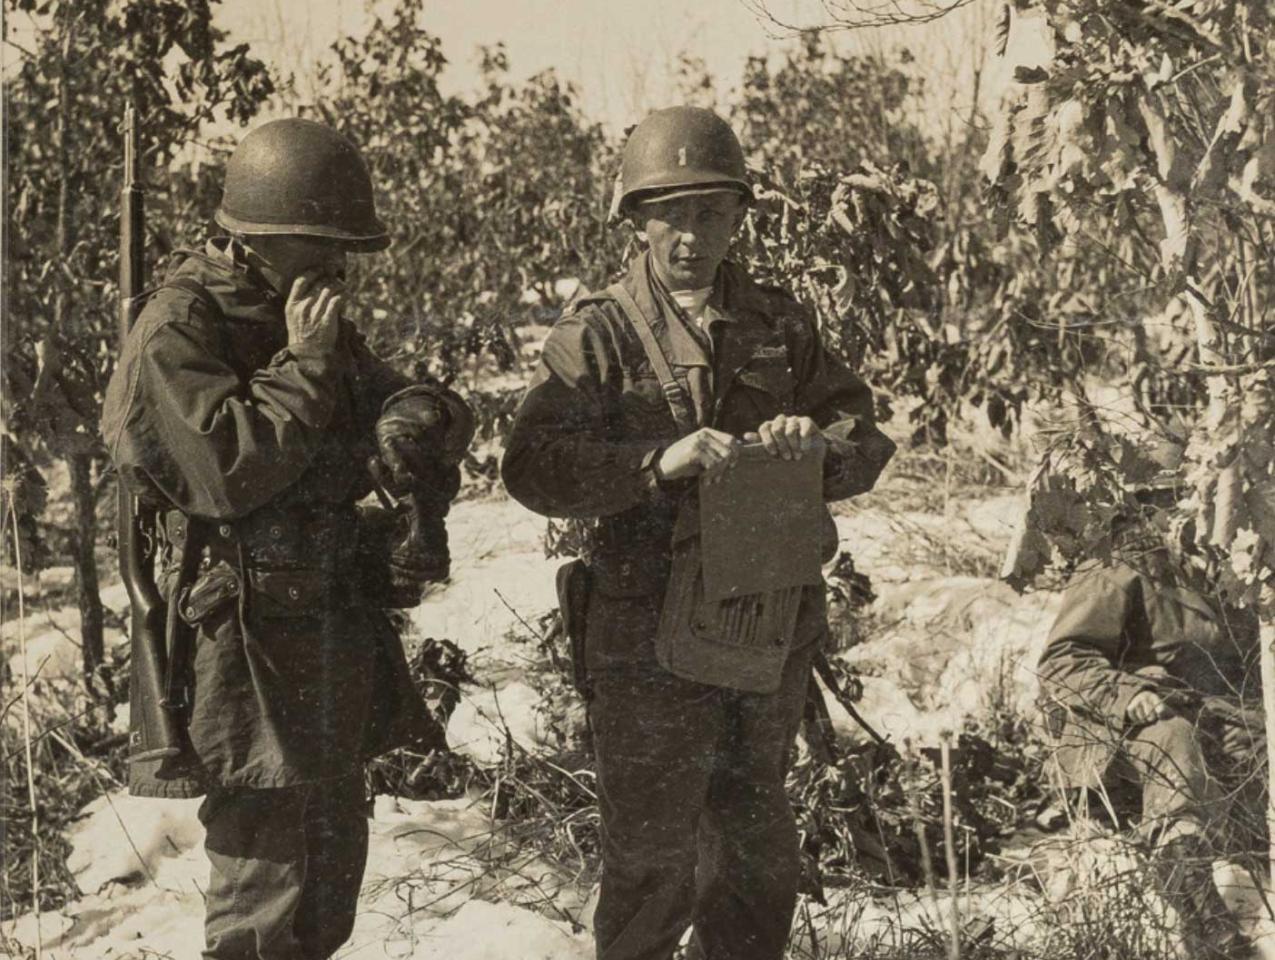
[492,588,546,643]
[939,735,961,960]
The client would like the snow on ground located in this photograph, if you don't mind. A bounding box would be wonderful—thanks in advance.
[412,497,557,665]
[14,487,1274,959]
[2,497,587,960]
[826,500,1060,746]
[4,790,592,960]
[413,497,562,766]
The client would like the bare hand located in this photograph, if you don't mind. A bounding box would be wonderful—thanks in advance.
[744,414,825,461]
[1126,690,1171,726]
[657,428,740,482]
[285,272,343,351]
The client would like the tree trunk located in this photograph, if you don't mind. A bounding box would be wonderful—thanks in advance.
[1262,602,1275,881]
[53,9,106,692]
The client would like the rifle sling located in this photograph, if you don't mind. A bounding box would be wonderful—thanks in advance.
[606,282,697,434]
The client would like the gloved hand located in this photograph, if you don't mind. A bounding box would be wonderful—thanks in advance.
[356,503,451,608]
[375,384,475,498]
[389,507,450,591]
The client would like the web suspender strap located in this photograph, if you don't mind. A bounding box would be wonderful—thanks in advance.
[607,283,697,434]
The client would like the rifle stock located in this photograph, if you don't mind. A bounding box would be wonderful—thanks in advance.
[118,105,183,762]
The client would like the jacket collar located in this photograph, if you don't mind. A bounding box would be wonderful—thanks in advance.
[165,238,285,327]
[616,253,711,368]
[617,255,778,366]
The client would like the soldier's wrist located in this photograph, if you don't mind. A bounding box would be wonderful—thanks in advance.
[641,446,670,489]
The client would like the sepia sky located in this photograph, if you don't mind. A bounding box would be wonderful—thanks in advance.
[212,0,1047,135]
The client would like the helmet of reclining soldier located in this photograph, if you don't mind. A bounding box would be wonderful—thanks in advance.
[215,118,390,251]
[616,106,753,215]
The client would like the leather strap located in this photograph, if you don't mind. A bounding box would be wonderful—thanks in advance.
[607,283,697,434]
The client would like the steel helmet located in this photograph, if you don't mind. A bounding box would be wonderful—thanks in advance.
[215,118,390,252]
[617,107,752,213]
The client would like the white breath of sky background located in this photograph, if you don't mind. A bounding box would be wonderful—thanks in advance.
[210,0,1053,137]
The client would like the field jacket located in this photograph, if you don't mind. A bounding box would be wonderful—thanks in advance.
[1037,559,1260,787]
[102,239,442,797]
[501,253,895,676]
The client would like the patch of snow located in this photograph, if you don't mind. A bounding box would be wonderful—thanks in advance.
[100,582,131,617]
[833,577,1061,746]
[412,497,558,665]
[7,624,88,684]
[1216,861,1275,959]
[402,900,590,960]
[964,494,1025,548]
[447,681,547,766]
[66,792,205,895]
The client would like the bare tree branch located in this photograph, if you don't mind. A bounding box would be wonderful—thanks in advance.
[743,0,976,33]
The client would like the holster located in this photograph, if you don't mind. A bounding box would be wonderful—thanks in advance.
[555,559,592,699]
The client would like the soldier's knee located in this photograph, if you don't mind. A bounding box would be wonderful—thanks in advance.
[1135,715,1203,764]
[1128,715,1213,809]
[603,815,698,873]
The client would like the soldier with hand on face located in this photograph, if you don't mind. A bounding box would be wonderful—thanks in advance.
[1037,441,1263,960]
[502,107,896,960]
[101,118,473,960]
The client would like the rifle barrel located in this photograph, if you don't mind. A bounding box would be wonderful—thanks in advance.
[119,105,144,342]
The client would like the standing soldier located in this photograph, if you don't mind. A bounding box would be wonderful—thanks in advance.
[102,118,473,960]
[502,107,895,960]
[1037,449,1263,960]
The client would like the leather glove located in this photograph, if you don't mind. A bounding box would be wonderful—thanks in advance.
[357,503,451,608]
[375,384,475,497]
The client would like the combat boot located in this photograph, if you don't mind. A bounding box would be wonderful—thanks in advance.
[1151,835,1258,959]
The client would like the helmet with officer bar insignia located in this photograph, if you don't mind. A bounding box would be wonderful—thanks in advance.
[616,107,753,215]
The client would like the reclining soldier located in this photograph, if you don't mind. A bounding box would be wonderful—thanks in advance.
[503,106,896,960]
[102,118,473,960]
[1037,450,1263,960]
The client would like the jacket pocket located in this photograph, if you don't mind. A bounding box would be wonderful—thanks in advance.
[735,356,795,408]
[247,569,332,619]
[619,373,680,438]
[177,562,242,626]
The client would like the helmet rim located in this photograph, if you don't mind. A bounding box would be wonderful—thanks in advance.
[214,208,391,253]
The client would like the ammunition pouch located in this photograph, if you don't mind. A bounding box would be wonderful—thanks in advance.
[555,559,592,699]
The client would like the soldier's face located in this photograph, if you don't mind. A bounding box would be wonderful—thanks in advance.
[637,191,745,290]
[244,234,349,295]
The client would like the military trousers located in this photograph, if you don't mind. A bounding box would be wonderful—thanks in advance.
[198,773,370,960]
[1100,708,1266,860]
[589,643,814,960]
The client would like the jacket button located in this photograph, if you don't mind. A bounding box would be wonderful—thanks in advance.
[774,637,787,648]
[270,525,283,539]
[695,619,708,630]
[227,581,240,596]
[287,586,300,600]
[219,524,232,538]
[184,607,196,619]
